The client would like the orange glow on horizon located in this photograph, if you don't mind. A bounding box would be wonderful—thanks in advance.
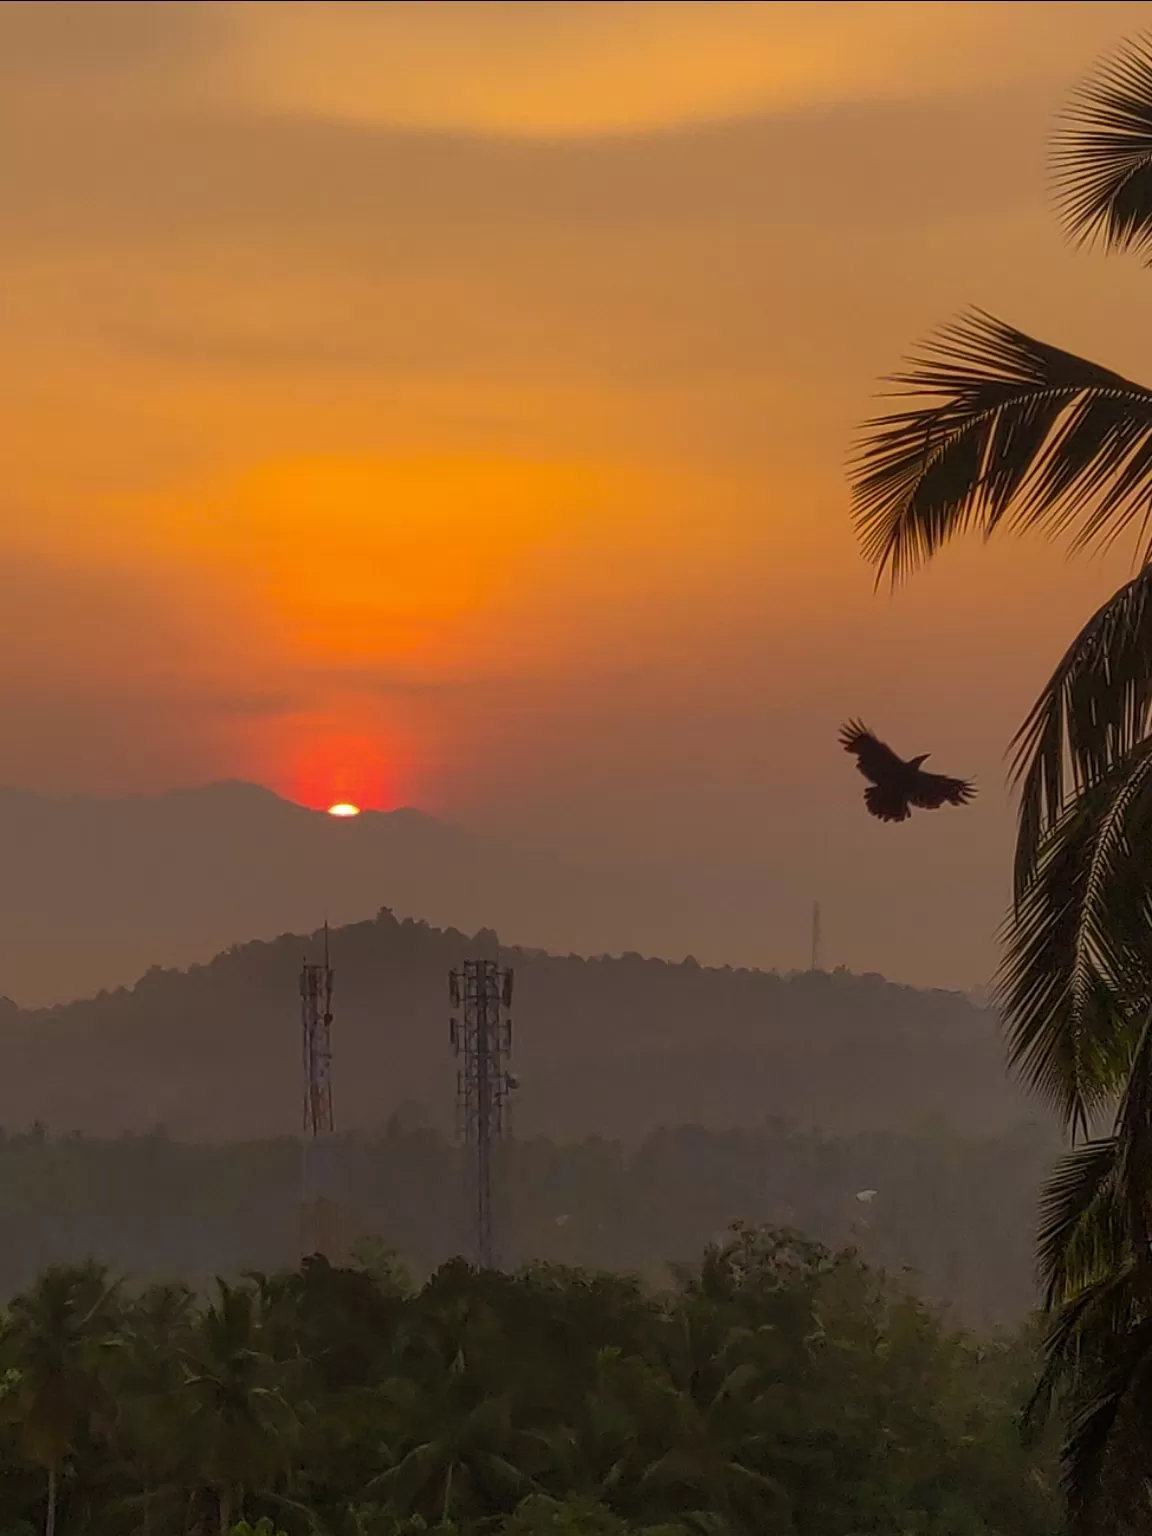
[327,802,361,817]
[266,717,416,816]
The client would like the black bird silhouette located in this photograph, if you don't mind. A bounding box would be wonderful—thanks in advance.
[839,720,975,823]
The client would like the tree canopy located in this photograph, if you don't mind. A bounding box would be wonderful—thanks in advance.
[0,1233,1058,1536]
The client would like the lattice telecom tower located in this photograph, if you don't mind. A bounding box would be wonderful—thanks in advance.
[449,957,516,1269]
[300,925,339,1260]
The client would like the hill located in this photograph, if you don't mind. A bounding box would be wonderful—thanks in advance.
[0,780,996,1008]
[0,908,1033,1141]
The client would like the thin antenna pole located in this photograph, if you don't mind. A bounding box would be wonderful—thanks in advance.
[811,900,822,972]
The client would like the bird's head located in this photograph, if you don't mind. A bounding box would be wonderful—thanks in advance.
[910,753,930,768]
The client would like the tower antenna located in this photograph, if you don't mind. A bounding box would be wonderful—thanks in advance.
[811,900,822,972]
[448,952,516,1268]
[300,922,339,1260]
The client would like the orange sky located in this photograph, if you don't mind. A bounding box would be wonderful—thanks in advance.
[5,0,1152,987]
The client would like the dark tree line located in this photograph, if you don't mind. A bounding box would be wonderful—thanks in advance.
[0,1120,1054,1324]
[0,1227,1057,1536]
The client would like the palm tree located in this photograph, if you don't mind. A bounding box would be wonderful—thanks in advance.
[530,1344,683,1513]
[370,1385,532,1525]
[848,31,1152,1521]
[0,1262,121,1536]
[1026,1009,1152,1528]
[107,1281,197,1535]
[178,1280,299,1535]
[369,1295,534,1525]
[637,1342,788,1536]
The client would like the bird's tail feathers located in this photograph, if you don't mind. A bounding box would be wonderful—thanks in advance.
[864,784,911,822]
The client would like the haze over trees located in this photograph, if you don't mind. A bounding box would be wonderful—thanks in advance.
[0,1118,1051,1327]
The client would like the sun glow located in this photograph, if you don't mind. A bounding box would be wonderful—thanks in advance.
[327,802,361,818]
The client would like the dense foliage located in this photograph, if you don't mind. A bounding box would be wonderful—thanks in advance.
[0,1227,1057,1536]
[0,1120,1054,1325]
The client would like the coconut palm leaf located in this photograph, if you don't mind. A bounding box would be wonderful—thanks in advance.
[1052,33,1152,261]
[848,27,1152,1524]
[1115,1004,1152,1244]
[995,739,1152,1128]
[849,310,1152,585]
[1027,1264,1140,1434]
[1010,567,1152,895]
[1027,1010,1152,1521]
[1060,1314,1152,1525]
[1036,1138,1123,1307]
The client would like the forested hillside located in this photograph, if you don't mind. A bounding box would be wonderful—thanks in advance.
[0,1118,1053,1323]
[0,909,1030,1141]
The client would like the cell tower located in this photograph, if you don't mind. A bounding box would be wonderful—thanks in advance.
[300,924,339,1261]
[811,900,822,972]
[448,957,516,1269]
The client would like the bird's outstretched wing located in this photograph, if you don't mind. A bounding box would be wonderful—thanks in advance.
[909,770,976,809]
[838,719,904,783]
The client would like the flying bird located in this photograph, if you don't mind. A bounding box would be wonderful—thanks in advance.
[839,719,975,823]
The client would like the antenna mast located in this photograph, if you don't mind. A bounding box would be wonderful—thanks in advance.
[300,923,338,1260]
[448,956,515,1268]
[811,900,822,972]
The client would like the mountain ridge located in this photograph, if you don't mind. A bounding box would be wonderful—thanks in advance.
[0,777,989,1008]
[0,906,1031,1143]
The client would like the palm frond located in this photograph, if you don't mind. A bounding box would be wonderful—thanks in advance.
[1027,1258,1152,1522]
[1061,1316,1152,1525]
[1027,1267,1139,1431]
[1028,1010,1152,1496]
[1052,33,1152,261]
[1036,1139,1123,1306]
[1011,568,1152,897]
[849,310,1152,584]
[994,739,1152,1129]
[1114,1004,1152,1252]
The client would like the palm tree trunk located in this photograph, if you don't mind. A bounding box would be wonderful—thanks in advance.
[217,1484,233,1536]
[44,1463,57,1536]
[442,1460,455,1526]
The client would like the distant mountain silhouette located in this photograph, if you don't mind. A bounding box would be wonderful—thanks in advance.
[0,781,497,1004]
[0,780,855,1007]
[0,907,1033,1141]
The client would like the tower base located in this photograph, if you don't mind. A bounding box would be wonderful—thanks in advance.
[300,1196,343,1264]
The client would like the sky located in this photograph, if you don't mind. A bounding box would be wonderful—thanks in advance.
[5,0,1152,990]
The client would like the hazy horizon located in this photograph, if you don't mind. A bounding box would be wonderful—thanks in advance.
[0,776,999,1006]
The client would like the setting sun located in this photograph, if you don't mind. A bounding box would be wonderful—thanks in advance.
[326,803,361,818]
